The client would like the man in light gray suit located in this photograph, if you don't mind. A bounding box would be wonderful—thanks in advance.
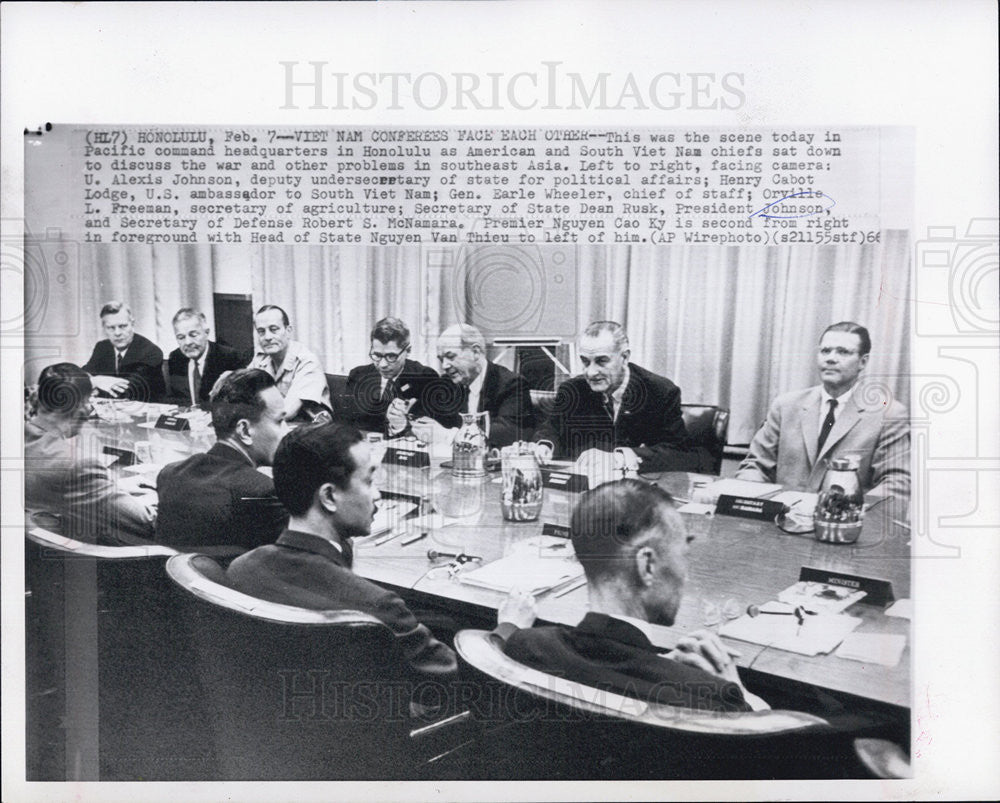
[736,322,909,499]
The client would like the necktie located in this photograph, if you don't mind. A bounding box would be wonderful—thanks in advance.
[191,360,202,405]
[602,394,615,422]
[460,384,471,414]
[817,399,838,453]
[115,350,124,373]
[379,378,395,407]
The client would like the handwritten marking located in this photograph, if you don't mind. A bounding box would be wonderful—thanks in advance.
[749,190,837,219]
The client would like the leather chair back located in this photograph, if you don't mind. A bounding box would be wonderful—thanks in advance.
[165,553,413,780]
[529,389,557,428]
[681,403,730,475]
[453,628,845,779]
[24,528,212,781]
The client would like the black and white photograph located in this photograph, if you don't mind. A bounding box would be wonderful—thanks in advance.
[2,3,998,801]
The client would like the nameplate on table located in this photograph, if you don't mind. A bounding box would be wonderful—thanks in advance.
[542,469,589,493]
[383,447,430,468]
[380,489,423,506]
[541,523,571,539]
[155,414,190,431]
[715,494,786,521]
[102,446,137,466]
[799,567,895,607]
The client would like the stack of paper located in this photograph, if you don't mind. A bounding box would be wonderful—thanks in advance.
[720,606,862,656]
[835,633,907,667]
[692,478,783,505]
[460,540,583,595]
[370,500,418,537]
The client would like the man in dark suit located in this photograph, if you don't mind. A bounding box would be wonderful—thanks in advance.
[411,323,535,448]
[155,369,289,551]
[164,307,245,407]
[82,301,166,402]
[344,317,439,434]
[498,479,770,712]
[534,321,699,473]
[226,422,461,693]
[25,363,157,544]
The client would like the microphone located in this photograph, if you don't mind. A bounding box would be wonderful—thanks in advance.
[746,604,816,622]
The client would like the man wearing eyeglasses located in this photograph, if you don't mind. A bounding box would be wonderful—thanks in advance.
[345,317,439,435]
[736,322,909,498]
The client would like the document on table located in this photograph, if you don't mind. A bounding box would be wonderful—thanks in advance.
[460,537,584,595]
[693,478,783,505]
[778,580,867,614]
[114,474,157,495]
[835,633,908,667]
[720,606,862,656]
[370,500,419,537]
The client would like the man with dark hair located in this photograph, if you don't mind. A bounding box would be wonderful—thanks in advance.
[411,323,535,448]
[499,479,769,712]
[344,316,439,433]
[82,301,166,402]
[25,363,156,543]
[534,321,698,472]
[736,321,909,498]
[227,422,471,691]
[248,304,331,420]
[164,307,244,406]
[155,369,289,550]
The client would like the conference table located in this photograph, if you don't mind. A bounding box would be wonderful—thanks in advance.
[87,401,912,712]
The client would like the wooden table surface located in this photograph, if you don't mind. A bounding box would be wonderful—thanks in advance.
[353,463,912,710]
[88,407,911,710]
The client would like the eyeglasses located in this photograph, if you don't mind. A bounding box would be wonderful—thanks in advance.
[818,347,859,357]
[370,345,409,364]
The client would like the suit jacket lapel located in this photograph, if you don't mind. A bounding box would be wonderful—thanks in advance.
[618,366,642,427]
[817,393,863,461]
[198,342,215,396]
[799,388,822,468]
[479,362,497,413]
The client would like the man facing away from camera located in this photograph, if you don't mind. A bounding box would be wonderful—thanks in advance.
[498,479,769,712]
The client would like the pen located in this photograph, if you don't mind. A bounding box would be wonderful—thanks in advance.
[746,604,817,618]
[374,529,404,547]
[552,577,587,598]
[401,531,428,547]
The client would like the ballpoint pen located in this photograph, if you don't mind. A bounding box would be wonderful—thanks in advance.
[374,529,405,547]
[401,531,428,547]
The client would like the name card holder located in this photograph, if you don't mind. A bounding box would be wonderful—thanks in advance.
[380,489,423,506]
[155,415,190,431]
[799,567,895,607]
[716,494,786,522]
[541,523,571,539]
[383,447,431,468]
[542,469,589,493]
[102,446,137,466]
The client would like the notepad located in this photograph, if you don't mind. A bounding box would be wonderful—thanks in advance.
[115,474,157,495]
[835,632,907,667]
[459,541,584,595]
[370,500,418,537]
[720,608,861,656]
